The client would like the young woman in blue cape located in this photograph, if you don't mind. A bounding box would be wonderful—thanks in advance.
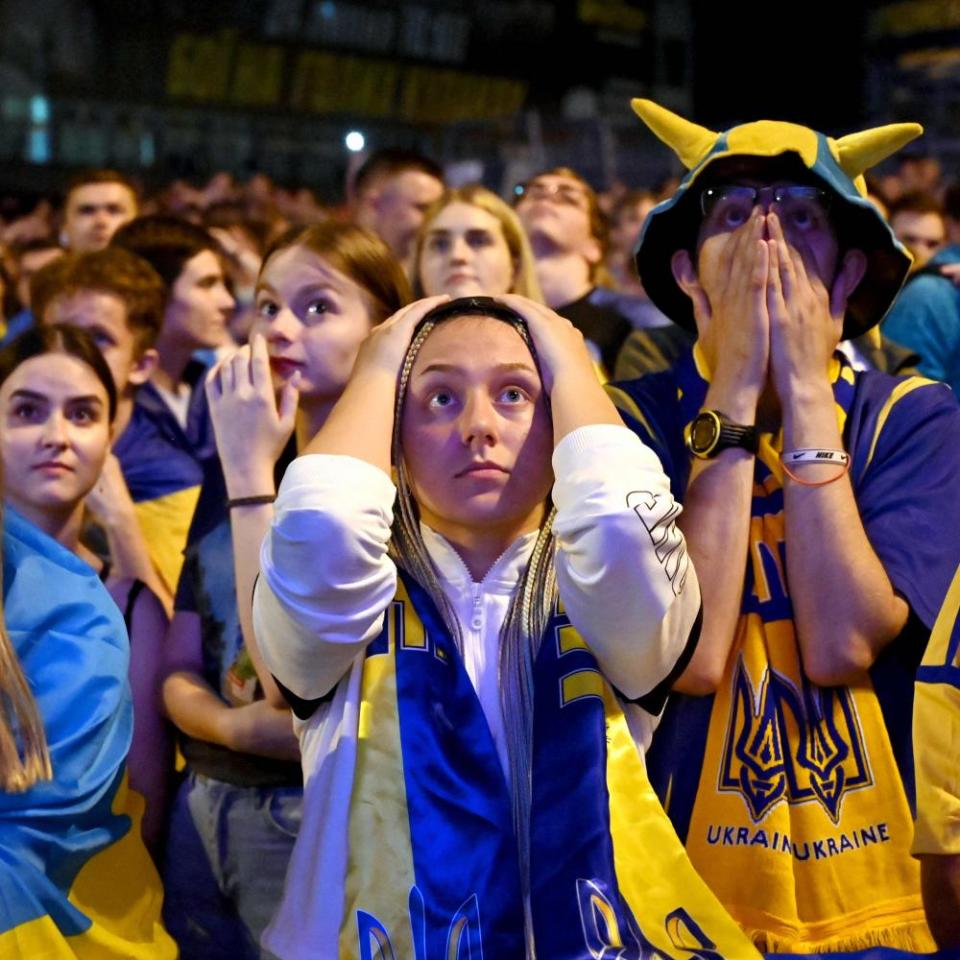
[0,324,174,956]
[249,294,762,959]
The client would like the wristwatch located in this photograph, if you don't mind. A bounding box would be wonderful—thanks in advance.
[686,410,758,459]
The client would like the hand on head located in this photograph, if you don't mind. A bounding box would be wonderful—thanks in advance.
[496,294,596,395]
[351,294,451,381]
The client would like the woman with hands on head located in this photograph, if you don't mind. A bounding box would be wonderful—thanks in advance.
[247,293,756,960]
[159,221,410,959]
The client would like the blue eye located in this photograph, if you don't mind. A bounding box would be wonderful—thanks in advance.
[467,231,494,249]
[257,300,278,319]
[427,391,453,409]
[499,387,526,404]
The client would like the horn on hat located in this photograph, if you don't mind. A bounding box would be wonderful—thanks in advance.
[834,123,924,179]
[631,99,718,171]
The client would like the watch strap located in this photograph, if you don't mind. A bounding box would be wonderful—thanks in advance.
[717,417,758,454]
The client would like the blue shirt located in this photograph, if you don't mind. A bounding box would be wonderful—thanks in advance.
[882,244,960,393]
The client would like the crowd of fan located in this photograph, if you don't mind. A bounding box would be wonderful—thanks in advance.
[2,127,960,959]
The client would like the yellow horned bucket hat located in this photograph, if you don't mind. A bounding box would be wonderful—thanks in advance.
[631,99,923,339]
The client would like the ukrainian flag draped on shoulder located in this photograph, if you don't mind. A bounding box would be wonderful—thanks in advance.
[113,393,207,596]
[339,572,759,959]
[610,348,960,955]
[0,509,176,959]
[913,562,960,859]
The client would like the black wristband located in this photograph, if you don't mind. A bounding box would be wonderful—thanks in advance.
[226,494,276,510]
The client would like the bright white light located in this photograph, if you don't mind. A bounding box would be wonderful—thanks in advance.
[345,131,365,152]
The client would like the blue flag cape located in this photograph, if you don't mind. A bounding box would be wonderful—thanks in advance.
[0,508,174,958]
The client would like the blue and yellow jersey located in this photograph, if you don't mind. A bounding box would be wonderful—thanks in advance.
[913,564,960,857]
[114,371,216,597]
[0,508,175,958]
[610,348,960,953]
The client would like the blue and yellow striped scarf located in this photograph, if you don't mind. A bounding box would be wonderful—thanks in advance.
[614,348,956,954]
[337,572,760,959]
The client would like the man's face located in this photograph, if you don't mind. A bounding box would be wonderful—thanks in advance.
[696,178,841,289]
[45,289,141,396]
[514,173,600,264]
[890,209,945,270]
[364,171,443,262]
[63,183,137,252]
[163,250,235,351]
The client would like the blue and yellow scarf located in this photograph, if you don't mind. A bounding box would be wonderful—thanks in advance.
[0,509,175,958]
[612,348,960,954]
[337,571,760,959]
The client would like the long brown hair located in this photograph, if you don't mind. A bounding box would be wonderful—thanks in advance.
[0,323,121,792]
[389,298,556,915]
[0,494,52,791]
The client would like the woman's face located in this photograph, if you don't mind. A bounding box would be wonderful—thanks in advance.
[253,245,377,401]
[0,353,111,523]
[418,202,516,298]
[400,315,553,543]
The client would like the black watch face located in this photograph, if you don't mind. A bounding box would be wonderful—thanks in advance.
[690,414,719,453]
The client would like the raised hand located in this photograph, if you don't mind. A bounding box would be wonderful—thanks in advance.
[497,294,595,394]
[673,206,770,406]
[86,452,136,528]
[299,295,449,470]
[351,294,451,381]
[498,293,624,440]
[765,210,863,404]
[206,334,299,498]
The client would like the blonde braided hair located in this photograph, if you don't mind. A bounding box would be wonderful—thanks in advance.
[389,298,557,913]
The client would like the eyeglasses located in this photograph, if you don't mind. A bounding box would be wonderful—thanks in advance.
[513,179,590,209]
[700,184,831,230]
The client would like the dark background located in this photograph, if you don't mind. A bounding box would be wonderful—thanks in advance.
[0,1,955,201]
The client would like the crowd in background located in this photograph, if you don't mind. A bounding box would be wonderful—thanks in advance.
[2,114,960,959]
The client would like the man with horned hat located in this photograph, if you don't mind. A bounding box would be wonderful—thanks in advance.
[608,101,960,952]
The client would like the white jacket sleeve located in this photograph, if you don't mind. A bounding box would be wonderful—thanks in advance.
[254,454,398,700]
[551,424,701,707]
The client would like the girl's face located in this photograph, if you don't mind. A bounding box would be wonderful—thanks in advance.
[254,245,377,400]
[0,353,111,522]
[400,315,553,543]
[418,203,516,298]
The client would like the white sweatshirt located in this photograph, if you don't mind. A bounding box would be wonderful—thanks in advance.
[254,423,700,959]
